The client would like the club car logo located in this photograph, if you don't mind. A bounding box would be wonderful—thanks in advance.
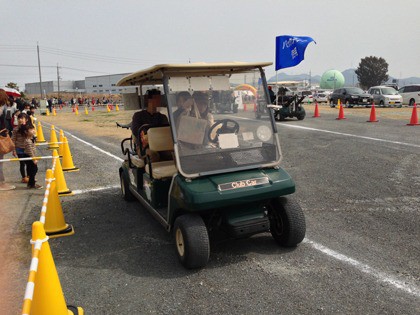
[218,177,269,191]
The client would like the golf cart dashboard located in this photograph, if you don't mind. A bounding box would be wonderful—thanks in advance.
[177,142,278,174]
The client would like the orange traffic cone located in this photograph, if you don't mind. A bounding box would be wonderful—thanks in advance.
[92,105,95,111]
[336,102,346,120]
[313,102,320,118]
[52,150,73,196]
[367,102,379,122]
[62,137,79,172]
[36,122,46,143]
[72,107,75,113]
[48,125,60,150]
[26,222,82,315]
[407,103,419,126]
[43,169,75,238]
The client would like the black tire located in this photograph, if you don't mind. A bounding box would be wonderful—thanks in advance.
[296,109,306,120]
[379,100,384,107]
[173,214,210,269]
[120,171,135,201]
[268,197,306,247]
[409,99,415,106]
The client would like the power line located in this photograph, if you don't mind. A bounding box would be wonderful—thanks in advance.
[0,64,110,74]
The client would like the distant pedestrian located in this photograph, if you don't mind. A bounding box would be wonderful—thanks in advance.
[2,98,16,136]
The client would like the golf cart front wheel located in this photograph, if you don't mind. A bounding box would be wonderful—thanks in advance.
[174,214,210,269]
[268,197,306,247]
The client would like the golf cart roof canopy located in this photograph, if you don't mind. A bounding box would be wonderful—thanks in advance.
[117,62,273,87]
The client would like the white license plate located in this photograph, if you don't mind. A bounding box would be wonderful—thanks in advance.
[362,99,367,102]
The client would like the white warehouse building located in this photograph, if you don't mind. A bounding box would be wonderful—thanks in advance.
[85,73,136,94]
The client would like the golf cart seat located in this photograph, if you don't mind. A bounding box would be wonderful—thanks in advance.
[145,126,177,179]
[130,155,145,168]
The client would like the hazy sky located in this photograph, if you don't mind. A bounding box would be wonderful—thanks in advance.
[1,0,419,88]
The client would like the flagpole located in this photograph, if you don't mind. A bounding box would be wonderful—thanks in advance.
[275,71,278,105]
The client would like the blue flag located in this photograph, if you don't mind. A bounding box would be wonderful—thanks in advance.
[275,35,316,70]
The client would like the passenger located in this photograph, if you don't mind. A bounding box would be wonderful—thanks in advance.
[131,92,168,161]
[173,91,193,131]
[0,90,15,191]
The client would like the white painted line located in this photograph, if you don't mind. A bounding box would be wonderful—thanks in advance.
[40,122,124,162]
[73,185,120,195]
[279,124,420,149]
[225,115,420,149]
[304,239,420,298]
[68,133,124,162]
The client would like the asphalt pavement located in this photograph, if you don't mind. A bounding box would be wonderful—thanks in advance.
[5,108,419,314]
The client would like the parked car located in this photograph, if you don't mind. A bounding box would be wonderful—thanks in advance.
[367,86,402,107]
[297,90,313,103]
[329,87,373,108]
[313,93,328,103]
[398,84,420,106]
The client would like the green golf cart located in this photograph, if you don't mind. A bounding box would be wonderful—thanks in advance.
[118,62,306,269]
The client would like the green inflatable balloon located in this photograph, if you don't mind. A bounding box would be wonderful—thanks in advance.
[320,70,345,89]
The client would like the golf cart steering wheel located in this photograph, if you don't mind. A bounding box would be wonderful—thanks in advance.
[208,119,240,143]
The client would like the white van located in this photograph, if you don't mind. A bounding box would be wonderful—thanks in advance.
[398,84,420,106]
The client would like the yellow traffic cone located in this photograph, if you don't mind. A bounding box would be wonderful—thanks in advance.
[115,104,119,111]
[84,107,88,115]
[107,105,110,112]
[58,129,65,157]
[52,150,73,196]
[44,169,75,238]
[62,137,79,172]
[48,125,60,150]
[53,108,57,116]
[29,222,83,315]
[75,108,79,115]
[46,109,50,116]
[36,122,46,143]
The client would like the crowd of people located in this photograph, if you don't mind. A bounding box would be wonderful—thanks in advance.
[0,89,40,191]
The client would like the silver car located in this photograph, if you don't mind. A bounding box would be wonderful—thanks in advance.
[368,86,402,107]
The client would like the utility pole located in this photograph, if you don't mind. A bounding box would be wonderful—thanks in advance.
[37,42,43,98]
[57,63,60,100]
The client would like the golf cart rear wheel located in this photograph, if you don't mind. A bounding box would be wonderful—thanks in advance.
[268,197,306,247]
[120,171,135,201]
[174,214,210,269]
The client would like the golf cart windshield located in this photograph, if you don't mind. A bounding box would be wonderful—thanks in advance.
[166,69,282,177]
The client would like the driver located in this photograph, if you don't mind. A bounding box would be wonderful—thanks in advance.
[192,92,214,145]
[192,91,214,128]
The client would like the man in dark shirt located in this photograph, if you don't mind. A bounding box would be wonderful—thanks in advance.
[131,94,168,161]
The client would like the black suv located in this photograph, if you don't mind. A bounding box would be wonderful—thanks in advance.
[329,87,373,108]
